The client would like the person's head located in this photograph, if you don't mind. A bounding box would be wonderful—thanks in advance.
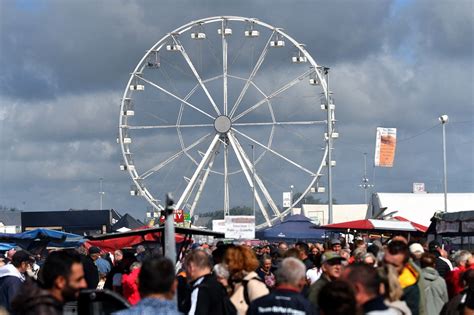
[88,247,101,261]
[295,242,309,260]
[428,240,441,253]
[340,249,351,262]
[139,256,176,299]
[185,249,213,281]
[136,245,146,254]
[114,250,123,263]
[277,242,289,255]
[275,257,306,291]
[318,280,357,315]
[352,247,367,263]
[354,239,366,250]
[262,245,271,255]
[261,254,272,272]
[420,252,436,269]
[11,251,34,273]
[225,245,259,276]
[342,263,381,307]
[330,239,342,253]
[409,243,424,260]
[311,246,320,255]
[377,264,404,302]
[6,248,16,260]
[362,253,376,266]
[321,251,345,280]
[383,240,410,275]
[453,250,473,268]
[41,250,87,303]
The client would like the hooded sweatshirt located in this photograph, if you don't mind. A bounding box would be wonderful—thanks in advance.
[0,264,26,311]
[422,267,448,315]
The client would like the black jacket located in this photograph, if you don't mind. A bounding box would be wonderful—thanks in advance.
[11,278,63,315]
[247,287,317,315]
[82,255,99,289]
[189,274,230,315]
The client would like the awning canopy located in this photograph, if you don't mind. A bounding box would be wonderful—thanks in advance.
[256,214,326,241]
[322,218,427,233]
[0,228,84,251]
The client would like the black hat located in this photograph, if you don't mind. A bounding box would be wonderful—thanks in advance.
[89,246,101,255]
[428,240,441,252]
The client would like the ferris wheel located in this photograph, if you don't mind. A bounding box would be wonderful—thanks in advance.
[118,16,336,228]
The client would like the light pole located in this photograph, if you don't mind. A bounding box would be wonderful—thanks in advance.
[439,115,449,212]
[359,153,374,205]
[99,178,105,210]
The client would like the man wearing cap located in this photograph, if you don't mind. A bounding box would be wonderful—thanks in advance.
[428,240,452,278]
[308,251,345,307]
[330,238,342,254]
[0,250,34,312]
[409,242,424,266]
[82,246,100,289]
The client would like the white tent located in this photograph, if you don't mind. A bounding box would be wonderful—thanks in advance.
[369,192,474,226]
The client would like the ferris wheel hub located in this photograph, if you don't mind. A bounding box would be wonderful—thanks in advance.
[214,115,232,134]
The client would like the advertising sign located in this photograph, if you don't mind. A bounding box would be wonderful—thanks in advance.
[374,127,397,167]
[225,216,255,239]
[212,219,226,234]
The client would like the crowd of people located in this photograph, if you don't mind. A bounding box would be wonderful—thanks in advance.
[0,236,473,315]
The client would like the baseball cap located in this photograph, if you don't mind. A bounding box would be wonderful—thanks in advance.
[321,251,345,264]
[330,238,341,246]
[89,246,101,255]
[428,240,441,252]
[409,243,424,254]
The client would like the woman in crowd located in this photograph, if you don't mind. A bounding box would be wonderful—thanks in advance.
[225,245,269,315]
[255,254,276,289]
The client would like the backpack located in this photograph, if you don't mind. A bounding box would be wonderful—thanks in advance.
[242,276,266,306]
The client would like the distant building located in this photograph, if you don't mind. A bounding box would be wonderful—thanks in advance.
[369,192,474,226]
[300,204,369,225]
[21,209,121,235]
[0,209,22,233]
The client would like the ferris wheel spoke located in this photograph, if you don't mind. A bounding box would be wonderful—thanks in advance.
[232,128,316,176]
[233,120,326,127]
[136,75,215,120]
[140,133,212,180]
[229,30,275,118]
[128,123,214,130]
[232,69,312,122]
[170,35,222,116]
[189,144,219,218]
[221,21,229,116]
[176,134,221,210]
[230,134,281,217]
[227,132,272,226]
[223,141,230,215]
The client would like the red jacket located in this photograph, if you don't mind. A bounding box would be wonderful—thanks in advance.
[445,265,471,299]
[122,267,141,305]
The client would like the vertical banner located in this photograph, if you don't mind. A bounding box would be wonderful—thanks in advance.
[374,127,397,167]
[282,192,291,207]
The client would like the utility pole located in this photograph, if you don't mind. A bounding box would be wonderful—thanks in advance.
[324,67,334,224]
[439,115,449,212]
[99,178,105,210]
[359,153,374,205]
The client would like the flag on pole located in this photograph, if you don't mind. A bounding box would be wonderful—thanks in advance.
[374,127,397,167]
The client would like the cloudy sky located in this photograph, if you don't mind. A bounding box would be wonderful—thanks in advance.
[0,0,472,221]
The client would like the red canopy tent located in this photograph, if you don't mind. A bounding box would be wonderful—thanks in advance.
[322,218,427,233]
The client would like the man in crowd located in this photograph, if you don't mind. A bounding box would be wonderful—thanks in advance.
[428,240,452,278]
[82,246,100,289]
[295,242,313,270]
[185,249,230,315]
[446,250,474,298]
[330,238,342,254]
[342,263,397,314]
[308,251,345,307]
[11,250,87,314]
[383,240,425,315]
[0,250,34,312]
[247,257,316,315]
[115,256,180,315]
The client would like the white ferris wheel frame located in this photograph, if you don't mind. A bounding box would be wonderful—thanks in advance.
[118,16,335,228]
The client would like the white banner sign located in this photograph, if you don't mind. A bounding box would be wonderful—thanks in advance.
[374,127,397,167]
[212,219,226,234]
[225,216,255,239]
[283,192,291,207]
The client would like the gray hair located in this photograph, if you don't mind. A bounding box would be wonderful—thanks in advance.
[454,250,472,267]
[213,263,230,279]
[275,257,306,286]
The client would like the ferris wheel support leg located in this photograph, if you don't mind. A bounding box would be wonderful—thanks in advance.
[176,134,220,211]
[221,20,228,116]
[232,135,281,218]
[189,149,217,218]
[228,132,272,226]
